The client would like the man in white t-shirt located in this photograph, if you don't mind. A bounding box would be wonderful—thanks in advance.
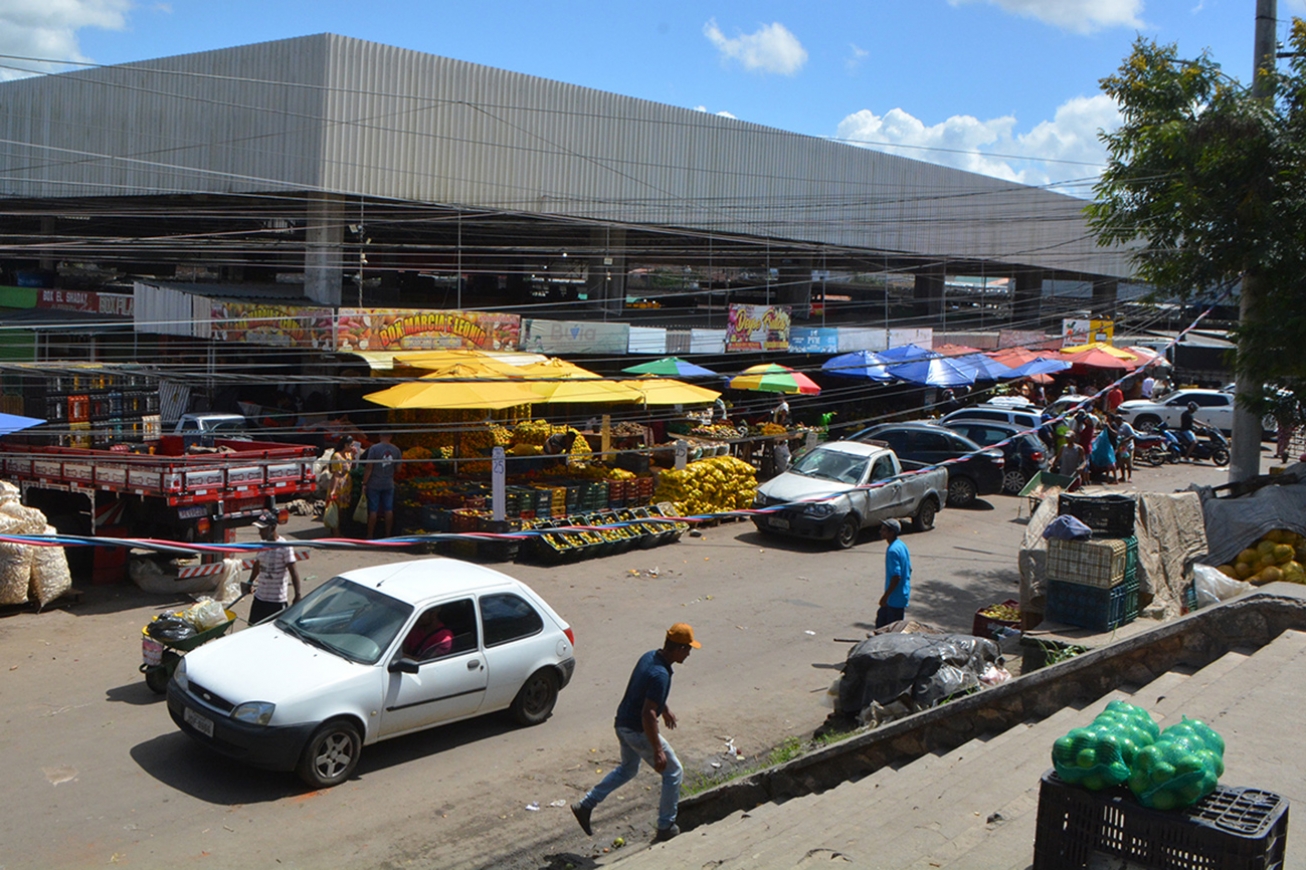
[245,511,301,624]
[1141,372,1156,399]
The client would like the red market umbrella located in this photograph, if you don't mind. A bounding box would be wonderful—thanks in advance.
[933,342,982,357]
[987,347,1043,367]
[728,363,821,395]
[1060,347,1139,371]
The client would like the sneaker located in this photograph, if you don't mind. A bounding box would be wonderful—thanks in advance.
[571,802,593,836]
[654,824,680,842]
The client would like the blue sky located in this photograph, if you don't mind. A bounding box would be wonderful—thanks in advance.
[2,0,1302,193]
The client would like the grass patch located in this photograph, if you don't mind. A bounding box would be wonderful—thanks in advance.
[681,728,859,798]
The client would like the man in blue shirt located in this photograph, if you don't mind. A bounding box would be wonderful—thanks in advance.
[572,623,700,843]
[876,519,912,628]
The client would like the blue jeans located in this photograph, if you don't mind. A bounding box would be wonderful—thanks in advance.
[581,726,683,830]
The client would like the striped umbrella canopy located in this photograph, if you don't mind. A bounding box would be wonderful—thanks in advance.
[821,350,893,382]
[621,356,717,377]
[728,363,821,395]
[886,356,977,388]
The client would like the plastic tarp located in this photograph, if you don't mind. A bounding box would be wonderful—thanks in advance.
[838,632,1000,721]
[1194,469,1306,567]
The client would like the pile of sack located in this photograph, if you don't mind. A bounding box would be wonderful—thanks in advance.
[0,482,72,610]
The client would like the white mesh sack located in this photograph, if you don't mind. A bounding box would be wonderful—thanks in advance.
[0,543,35,605]
[29,525,72,609]
[0,501,47,534]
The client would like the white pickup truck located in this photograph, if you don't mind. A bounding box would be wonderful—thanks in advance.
[751,440,948,549]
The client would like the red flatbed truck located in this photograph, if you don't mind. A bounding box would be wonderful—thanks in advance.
[0,435,317,549]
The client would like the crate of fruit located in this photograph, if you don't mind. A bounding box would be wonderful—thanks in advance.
[972,599,1021,640]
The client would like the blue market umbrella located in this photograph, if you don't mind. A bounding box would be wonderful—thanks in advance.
[876,343,934,363]
[0,413,45,437]
[621,356,718,377]
[886,357,978,388]
[1006,357,1072,378]
[954,353,1016,381]
[821,350,893,382]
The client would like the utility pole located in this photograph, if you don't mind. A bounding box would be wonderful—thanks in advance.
[1230,0,1277,483]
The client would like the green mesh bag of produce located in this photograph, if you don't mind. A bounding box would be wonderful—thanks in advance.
[1127,717,1225,810]
[1052,700,1160,791]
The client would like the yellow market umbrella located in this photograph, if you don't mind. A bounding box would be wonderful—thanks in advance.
[1059,342,1138,359]
[364,369,541,410]
[510,357,603,380]
[526,377,645,404]
[616,378,720,406]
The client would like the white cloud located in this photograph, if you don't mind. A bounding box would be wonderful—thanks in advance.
[947,0,1144,34]
[692,105,739,119]
[703,18,808,76]
[0,0,131,80]
[834,93,1120,191]
[846,43,869,73]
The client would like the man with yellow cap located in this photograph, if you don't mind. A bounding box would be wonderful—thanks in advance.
[572,623,700,843]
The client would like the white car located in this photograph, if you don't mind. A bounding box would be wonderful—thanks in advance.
[1116,389,1235,433]
[167,559,576,788]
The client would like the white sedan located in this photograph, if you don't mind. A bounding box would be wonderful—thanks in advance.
[167,559,576,788]
[1116,389,1235,433]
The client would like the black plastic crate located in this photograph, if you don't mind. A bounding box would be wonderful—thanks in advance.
[1046,572,1139,632]
[1033,769,1289,870]
[1059,492,1137,537]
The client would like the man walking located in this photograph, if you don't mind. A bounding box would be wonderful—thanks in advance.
[361,431,402,538]
[245,510,301,624]
[572,623,700,843]
[876,519,911,628]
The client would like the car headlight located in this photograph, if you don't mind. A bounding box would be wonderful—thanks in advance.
[231,702,276,726]
[173,658,188,691]
[803,502,835,518]
[752,493,767,508]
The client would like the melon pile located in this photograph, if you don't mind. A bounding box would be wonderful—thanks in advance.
[1216,529,1306,585]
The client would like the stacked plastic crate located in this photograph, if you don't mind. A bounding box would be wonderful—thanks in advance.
[1045,493,1140,632]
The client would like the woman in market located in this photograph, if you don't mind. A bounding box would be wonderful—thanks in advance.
[323,436,358,536]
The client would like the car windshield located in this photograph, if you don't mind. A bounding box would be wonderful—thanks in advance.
[275,577,413,665]
[790,448,868,484]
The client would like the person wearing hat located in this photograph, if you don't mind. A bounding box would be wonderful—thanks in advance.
[244,511,302,624]
[572,623,700,843]
[876,519,912,628]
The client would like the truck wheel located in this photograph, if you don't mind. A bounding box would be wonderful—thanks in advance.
[947,476,978,508]
[296,720,362,789]
[832,515,860,550]
[912,498,937,532]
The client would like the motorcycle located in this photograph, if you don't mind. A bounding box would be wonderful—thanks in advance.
[1143,422,1231,467]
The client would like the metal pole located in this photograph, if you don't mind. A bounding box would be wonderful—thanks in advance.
[1230,0,1278,483]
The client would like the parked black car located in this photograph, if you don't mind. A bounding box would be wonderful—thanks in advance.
[942,420,1049,494]
[848,422,1004,507]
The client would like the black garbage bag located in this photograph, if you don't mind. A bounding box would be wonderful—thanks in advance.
[838,632,999,719]
[146,615,197,642]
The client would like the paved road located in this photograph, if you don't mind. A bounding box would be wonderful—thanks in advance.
[0,457,1238,869]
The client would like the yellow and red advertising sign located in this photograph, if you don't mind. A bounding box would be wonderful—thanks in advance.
[726,304,791,352]
[335,309,521,352]
[210,302,335,348]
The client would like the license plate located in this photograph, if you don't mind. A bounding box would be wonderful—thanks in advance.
[184,706,215,738]
[769,516,790,530]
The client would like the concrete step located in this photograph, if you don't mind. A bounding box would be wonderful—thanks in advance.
[1159,629,1306,725]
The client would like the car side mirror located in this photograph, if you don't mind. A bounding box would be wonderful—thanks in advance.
[388,657,420,674]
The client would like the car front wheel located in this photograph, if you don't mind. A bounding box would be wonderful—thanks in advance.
[1133,414,1161,433]
[832,515,860,550]
[510,669,559,726]
[947,475,978,508]
[296,720,362,789]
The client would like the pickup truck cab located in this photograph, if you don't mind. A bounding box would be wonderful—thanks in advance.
[752,440,947,549]
[173,413,252,440]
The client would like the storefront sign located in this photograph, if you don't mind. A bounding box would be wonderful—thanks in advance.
[336,309,521,352]
[211,302,334,349]
[789,327,839,354]
[522,319,630,354]
[725,304,791,352]
[38,289,135,317]
[1062,318,1114,346]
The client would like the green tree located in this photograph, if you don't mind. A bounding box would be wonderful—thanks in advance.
[1088,23,1306,417]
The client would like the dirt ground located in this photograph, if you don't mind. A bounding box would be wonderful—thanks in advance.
[0,458,1235,869]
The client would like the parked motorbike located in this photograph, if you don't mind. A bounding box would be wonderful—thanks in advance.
[1144,422,1231,467]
